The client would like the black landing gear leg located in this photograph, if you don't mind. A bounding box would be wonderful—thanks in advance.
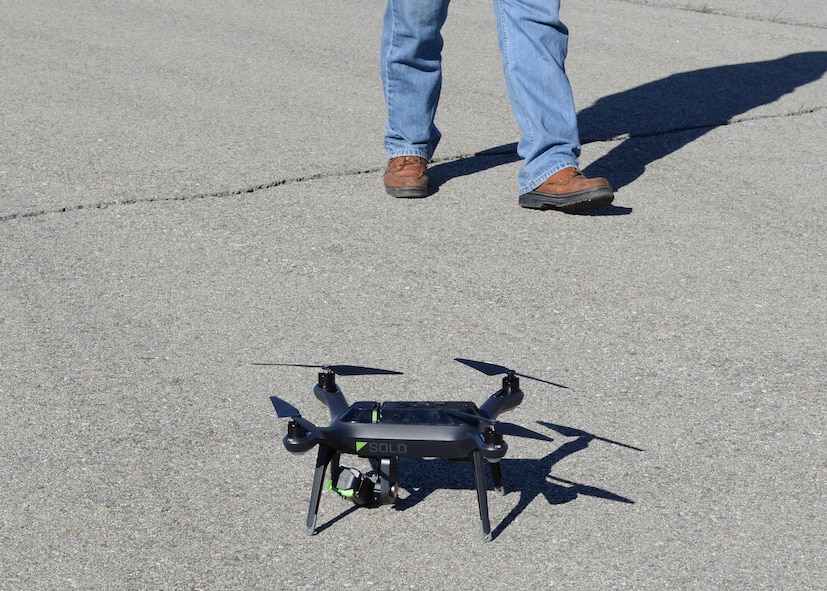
[376,457,399,504]
[306,445,338,535]
[489,460,504,494]
[471,451,492,542]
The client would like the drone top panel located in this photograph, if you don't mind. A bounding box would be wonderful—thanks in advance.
[339,401,479,427]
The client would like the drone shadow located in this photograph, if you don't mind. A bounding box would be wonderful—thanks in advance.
[427,51,826,207]
[314,504,361,535]
[379,423,643,540]
[313,424,642,539]
[310,420,645,538]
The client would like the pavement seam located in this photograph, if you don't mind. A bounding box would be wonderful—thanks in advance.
[0,169,375,224]
[581,105,826,143]
[610,0,827,29]
[1,106,824,224]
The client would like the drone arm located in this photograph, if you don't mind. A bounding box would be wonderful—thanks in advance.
[313,383,349,419]
[478,382,524,420]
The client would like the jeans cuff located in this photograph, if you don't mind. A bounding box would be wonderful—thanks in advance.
[386,149,431,162]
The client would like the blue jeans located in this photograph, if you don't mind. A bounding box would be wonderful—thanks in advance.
[381,0,581,194]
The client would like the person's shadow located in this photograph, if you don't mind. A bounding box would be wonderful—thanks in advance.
[429,51,827,205]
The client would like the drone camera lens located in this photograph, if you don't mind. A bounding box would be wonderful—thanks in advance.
[331,466,374,506]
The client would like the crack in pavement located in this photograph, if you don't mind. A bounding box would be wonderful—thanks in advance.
[581,105,826,143]
[0,169,375,224]
[611,0,827,29]
[0,107,824,224]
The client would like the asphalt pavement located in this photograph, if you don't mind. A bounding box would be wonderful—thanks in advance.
[1,1,825,589]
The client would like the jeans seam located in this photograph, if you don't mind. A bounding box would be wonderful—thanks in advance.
[383,0,397,154]
[497,0,534,147]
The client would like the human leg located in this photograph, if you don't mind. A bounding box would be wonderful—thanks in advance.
[381,0,451,161]
[493,0,583,193]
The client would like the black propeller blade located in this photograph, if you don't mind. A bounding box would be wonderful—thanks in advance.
[454,358,568,389]
[253,362,402,376]
[270,395,303,419]
[447,410,554,442]
[538,421,644,451]
[269,396,324,440]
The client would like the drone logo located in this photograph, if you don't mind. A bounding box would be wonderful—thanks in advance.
[357,441,408,454]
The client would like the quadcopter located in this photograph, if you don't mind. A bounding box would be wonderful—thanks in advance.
[258,358,565,541]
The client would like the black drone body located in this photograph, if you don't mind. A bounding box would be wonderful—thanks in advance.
[263,359,557,541]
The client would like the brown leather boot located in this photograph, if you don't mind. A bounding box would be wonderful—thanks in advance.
[519,167,614,211]
[383,156,429,198]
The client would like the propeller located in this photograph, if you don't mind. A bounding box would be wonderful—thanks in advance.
[538,421,643,451]
[447,409,553,442]
[253,362,402,376]
[270,396,325,440]
[454,358,568,389]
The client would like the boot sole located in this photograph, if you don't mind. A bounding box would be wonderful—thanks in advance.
[519,186,614,211]
[385,185,429,198]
